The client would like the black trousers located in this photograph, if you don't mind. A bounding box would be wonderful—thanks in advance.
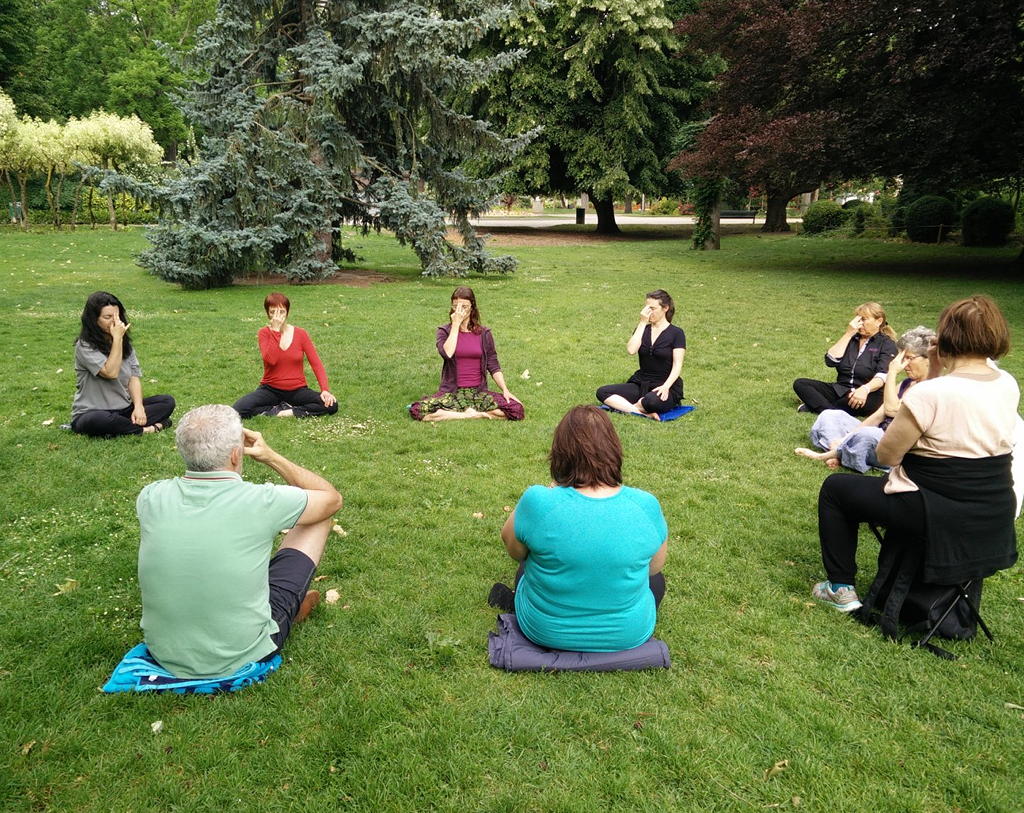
[233,384,338,419]
[596,382,682,415]
[793,378,882,417]
[818,473,927,585]
[71,395,176,437]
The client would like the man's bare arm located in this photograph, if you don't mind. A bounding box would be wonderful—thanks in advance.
[243,428,342,523]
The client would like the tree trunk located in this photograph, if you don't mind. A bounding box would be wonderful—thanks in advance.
[54,171,66,229]
[44,166,60,229]
[704,192,721,250]
[623,197,632,214]
[307,140,333,268]
[761,190,792,232]
[593,194,621,235]
[4,170,16,221]
[106,191,118,230]
[70,176,84,229]
[106,159,118,230]
[18,174,28,229]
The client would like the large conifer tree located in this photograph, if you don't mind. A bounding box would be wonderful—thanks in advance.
[121,0,530,286]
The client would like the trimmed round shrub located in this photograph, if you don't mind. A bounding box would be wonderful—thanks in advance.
[801,200,847,234]
[961,197,1015,247]
[905,195,956,242]
[841,198,863,209]
[649,197,681,215]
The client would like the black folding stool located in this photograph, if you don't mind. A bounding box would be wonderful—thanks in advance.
[854,524,993,660]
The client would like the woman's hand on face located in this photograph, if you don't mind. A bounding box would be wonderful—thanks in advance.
[847,315,864,334]
[926,339,941,376]
[640,305,654,324]
[320,390,336,408]
[889,350,909,374]
[451,302,469,326]
[131,404,147,426]
[268,307,287,332]
[110,316,130,340]
[652,383,671,401]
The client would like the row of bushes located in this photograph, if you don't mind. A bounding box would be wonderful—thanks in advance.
[802,196,1016,246]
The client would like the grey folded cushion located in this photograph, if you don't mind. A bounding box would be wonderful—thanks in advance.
[488,614,670,671]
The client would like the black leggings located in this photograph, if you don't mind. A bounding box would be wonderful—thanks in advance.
[793,378,882,416]
[818,473,926,585]
[233,384,338,419]
[596,382,682,415]
[71,395,176,437]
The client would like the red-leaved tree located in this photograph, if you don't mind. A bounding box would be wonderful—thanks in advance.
[673,0,1024,233]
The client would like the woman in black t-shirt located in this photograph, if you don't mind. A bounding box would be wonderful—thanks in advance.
[597,289,686,420]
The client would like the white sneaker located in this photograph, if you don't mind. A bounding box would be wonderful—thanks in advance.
[812,581,862,612]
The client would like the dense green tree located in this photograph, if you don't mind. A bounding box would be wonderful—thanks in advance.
[6,0,213,151]
[107,0,531,286]
[0,0,36,90]
[107,48,190,154]
[477,0,712,234]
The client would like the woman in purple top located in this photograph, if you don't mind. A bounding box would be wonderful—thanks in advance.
[409,286,524,421]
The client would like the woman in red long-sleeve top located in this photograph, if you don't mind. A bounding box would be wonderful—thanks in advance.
[233,292,338,419]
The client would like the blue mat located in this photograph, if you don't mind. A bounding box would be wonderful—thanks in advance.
[102,643,282,694]
[599,404,696,422]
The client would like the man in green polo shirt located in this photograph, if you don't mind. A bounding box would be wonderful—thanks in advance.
[137,404,343,679]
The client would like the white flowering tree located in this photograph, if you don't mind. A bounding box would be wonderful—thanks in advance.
[0,92,163,229]
[29,117,70,227]
[66,111,162,229]
[0,117,55,229]
[0,88,23,223]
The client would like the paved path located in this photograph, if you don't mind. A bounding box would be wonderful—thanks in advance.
[464,214,798,228]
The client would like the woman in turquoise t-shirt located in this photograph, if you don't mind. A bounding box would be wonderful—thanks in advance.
[493,405,668,652]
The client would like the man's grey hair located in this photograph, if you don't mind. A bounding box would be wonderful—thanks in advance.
[175,404,243,471]
[898,325,937,356]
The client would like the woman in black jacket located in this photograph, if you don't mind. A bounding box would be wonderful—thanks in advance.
[793,302,897,416]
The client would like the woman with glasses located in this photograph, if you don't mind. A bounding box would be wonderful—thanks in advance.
[795,326,935,472]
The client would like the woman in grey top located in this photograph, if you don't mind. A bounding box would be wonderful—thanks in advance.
[71,291,175,437]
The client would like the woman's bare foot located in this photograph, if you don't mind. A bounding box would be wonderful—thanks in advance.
[142,422,166,434]
[794,447,828,460]
[825,457,841,469]
[423,408,485,421]
[276,409,295,418]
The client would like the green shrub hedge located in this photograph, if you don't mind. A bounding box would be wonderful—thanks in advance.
[905,195,956,243]
[801,200,847,234]
[961,197,1015,247]
[649,197,682,215]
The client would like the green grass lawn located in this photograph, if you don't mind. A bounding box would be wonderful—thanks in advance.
[2,224,1023,811]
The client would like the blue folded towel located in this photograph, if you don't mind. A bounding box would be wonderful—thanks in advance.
[488,614,671,672]
[102,643,282,694]
[599,404,695,422]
